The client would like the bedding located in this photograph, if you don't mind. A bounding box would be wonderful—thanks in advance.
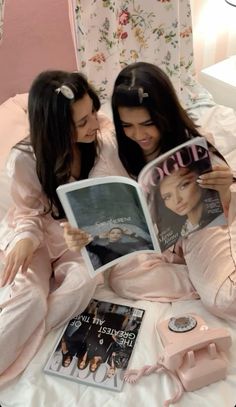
[0,94,236,407]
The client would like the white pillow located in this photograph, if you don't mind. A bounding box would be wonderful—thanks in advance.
[196,104,236,169]
[0,93,29,171]
[0,93,29,220]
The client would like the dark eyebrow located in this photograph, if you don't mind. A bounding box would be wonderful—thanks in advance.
[121,119,153,125]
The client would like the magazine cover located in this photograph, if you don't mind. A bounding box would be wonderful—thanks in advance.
[138,136,226,251]
[44,299,145,392]
[57,176,160,277]
[57,136,226,271]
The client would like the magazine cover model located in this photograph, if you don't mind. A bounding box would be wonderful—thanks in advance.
[57,137,225,276]
[44,299,145,392]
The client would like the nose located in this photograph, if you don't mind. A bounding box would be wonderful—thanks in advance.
[89,112,99,132]
[173,190,182,205]
[132,126,145,140]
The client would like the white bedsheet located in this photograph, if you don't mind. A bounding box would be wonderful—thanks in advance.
[0,96,236,407]
[0,285,235,407]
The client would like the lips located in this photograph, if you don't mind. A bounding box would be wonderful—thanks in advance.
[175,205,187,214]
[137,138,152,147]
[87,130,97,138]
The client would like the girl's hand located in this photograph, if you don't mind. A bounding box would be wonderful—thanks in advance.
[197,165,233,209]
[122,227,132,236]
[1,238,35,287]
[99,231,109,239]
[61,222,92,252]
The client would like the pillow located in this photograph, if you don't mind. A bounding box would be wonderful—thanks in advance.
[0,93,29,220]
[0,93,29,171]
[196,104,236,169]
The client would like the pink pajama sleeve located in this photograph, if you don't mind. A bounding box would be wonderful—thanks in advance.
[181,183,236,322]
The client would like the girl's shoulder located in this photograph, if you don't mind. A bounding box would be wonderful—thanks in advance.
[90,111,130,178]
[97,111,117,147]
[5,144,35,178]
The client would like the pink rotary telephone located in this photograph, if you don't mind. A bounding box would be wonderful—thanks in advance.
[157,314,232,391]
[124,314,232,406]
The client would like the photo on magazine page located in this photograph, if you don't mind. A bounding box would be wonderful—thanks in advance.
[57,177,160,276]
[44,298,145,392]
[138,137,226,252]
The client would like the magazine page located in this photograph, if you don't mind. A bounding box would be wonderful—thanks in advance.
[44,299,145,392]
[57,176,160,277]
[138,137,226,252]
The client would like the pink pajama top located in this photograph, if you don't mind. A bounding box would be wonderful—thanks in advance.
[91,128,236,320]
[0,112,114,260]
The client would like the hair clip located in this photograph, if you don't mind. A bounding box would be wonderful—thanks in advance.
[55,85,74,100]
[138,87,149,104]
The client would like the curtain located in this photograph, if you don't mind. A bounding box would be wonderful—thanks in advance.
[69,0,214,110]
[0,0,5,43]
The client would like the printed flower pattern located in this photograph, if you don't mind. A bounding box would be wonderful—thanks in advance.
[72,0,213,108]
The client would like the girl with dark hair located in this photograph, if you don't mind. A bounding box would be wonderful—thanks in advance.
[109,62,236,321]
[111,62,202,178]
[65,62,236,322]
[0,70,114,384]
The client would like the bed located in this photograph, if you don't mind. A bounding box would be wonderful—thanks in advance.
[0,93,236,407]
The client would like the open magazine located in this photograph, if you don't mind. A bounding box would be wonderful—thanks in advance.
[57,137,226,277]
[44,299,145,392]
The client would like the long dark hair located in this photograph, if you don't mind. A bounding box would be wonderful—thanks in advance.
[15,70,100,218]
[111,62,203,178]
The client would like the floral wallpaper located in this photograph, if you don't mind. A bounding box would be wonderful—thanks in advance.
[70,0,214,109]
[0,0,5,43]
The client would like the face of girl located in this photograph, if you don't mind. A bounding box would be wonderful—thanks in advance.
[63,355,72,367]
[71,93,99,143]
[118,106,161,155]
[160,168,202,216]
[107,367,116,378]
[78,360,86,369]
[108,228,123,242]
[90,357,101,372]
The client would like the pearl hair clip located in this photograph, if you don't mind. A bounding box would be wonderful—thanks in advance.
[129,71,149,104]
[55,85,74,100]
[138,87,149,104]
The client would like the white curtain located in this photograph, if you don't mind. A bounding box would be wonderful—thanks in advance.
[69,0,213,110]
[0,0,5,43]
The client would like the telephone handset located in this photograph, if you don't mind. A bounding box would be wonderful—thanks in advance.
[124,314,232,406]
[156,314,232,391]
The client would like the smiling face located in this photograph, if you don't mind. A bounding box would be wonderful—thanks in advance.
[118,106,161,156]
[160,167,202,217]
[78,360,86,369]
[62,355,72,368]
[71,93,99,143]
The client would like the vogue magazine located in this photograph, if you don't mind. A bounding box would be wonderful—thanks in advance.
[57,137,225,276]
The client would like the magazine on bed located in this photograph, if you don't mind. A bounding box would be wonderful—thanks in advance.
[44,299,145,392]
[57,136,225,277]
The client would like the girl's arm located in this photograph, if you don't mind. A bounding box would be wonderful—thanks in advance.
[4,148,46,250]
[1,148,46,285]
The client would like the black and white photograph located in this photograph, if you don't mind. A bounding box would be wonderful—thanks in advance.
[57,177,159,276]
[44,299,145,392]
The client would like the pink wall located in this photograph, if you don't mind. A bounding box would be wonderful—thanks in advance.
[0,0,77,104]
